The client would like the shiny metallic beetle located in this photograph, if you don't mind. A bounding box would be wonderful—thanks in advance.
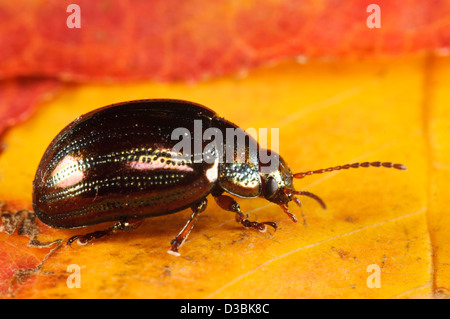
[32,99,406,255]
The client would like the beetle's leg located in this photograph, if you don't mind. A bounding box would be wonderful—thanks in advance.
[168,198,208,256]
[279,203,298,223]
[67,219,143,246]
[214,194,277,232]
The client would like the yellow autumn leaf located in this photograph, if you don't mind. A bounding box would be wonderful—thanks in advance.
[1,55,448,298]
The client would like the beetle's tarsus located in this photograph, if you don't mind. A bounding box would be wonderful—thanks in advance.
[67,235,83,247]
[167,249,181,257]
[168,238,182,256]
[279,204,298,223]
[67,230,109,246]
[66,219,143,247]
[238,218,277,232]
[214,194,277,233]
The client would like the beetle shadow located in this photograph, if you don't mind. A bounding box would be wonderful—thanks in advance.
[56,208,222,248]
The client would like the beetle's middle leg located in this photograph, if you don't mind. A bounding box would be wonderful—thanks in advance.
[67,219,144,246]
[213,194,277,232]
[168,198,208,256]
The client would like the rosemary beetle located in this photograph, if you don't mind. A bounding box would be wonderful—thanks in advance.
[32,99,406,255]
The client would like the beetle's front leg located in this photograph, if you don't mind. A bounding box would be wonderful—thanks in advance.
[67,219,143,246]
[214,194,277,232]
[168,198,208,256]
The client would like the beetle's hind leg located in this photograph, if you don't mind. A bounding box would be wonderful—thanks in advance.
[168,198,208,256]
[67,219,143,246]
[214,194,277,232]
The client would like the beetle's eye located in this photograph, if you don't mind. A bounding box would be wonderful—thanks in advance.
[265,177,279,198]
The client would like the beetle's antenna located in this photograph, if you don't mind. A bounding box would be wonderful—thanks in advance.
[284,189,327,210]
[293,162,406,179]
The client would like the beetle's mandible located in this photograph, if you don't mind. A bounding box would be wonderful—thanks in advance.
[32,99,406,256]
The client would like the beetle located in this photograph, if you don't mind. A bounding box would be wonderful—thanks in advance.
[32,99,406,256]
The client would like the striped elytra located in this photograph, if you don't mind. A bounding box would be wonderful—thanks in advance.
[33,99,223,228]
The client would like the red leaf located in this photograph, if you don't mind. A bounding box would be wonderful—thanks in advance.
[0,79,60,138]
[0,0,448,145]
[0,0,448,82]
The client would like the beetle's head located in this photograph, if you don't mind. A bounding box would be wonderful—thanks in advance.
[260,153,326,222]
[260,153,406,223]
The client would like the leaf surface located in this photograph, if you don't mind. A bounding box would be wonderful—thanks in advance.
[1,55,446,298]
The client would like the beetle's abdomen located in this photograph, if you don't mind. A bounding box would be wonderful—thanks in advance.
[33,100,218,228]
